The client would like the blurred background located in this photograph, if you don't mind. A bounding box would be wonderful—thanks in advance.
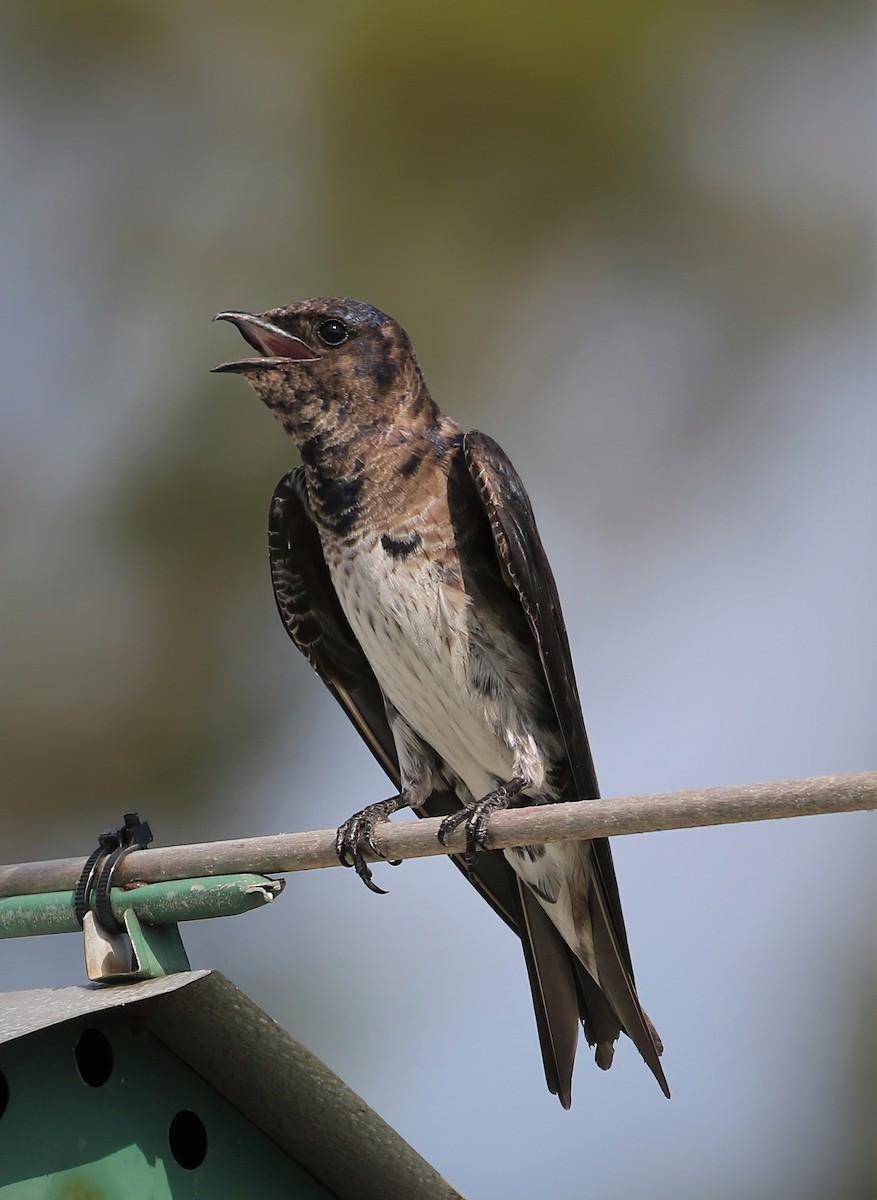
[1,1,875,1195]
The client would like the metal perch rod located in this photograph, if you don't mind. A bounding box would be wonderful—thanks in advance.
[1,772,873,900]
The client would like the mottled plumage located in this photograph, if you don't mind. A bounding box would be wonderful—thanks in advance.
[213,297,667,1107]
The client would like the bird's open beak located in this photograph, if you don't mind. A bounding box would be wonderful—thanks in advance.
[211,311,320,374]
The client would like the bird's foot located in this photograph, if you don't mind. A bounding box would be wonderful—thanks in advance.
[437,778,527,867]
[335,796,403,894]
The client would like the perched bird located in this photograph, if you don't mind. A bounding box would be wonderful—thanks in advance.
[213,298,667,1107]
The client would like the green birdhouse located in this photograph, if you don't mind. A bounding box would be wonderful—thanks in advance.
[0,970,461,1199]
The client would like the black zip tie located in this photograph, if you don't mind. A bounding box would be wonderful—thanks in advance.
[72,813,153,930]
[93,842,145,933]
[73,828,123,928]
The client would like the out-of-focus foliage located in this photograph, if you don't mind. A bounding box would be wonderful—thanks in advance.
[1,2,873,1197]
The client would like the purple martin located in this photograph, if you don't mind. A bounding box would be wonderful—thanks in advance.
[213,298,667,1107]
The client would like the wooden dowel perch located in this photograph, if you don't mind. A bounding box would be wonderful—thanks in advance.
[1,771,873,900]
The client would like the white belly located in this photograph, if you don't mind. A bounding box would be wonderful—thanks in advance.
[328,537,597,973]
[330,539,513,800]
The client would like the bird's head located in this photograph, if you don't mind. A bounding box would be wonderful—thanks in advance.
[212,298,427,445]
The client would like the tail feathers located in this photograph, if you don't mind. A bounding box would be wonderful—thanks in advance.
[516,880,579,1108]
[588,878,670,1098]
[514,870,668,1105]
[570,958,621,1069]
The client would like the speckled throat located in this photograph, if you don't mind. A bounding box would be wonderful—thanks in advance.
[296,399,464,545]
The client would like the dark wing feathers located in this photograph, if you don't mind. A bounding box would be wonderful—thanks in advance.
[461,434,598,796]
[268,469,527,937]
[462,430,668,1098]
[269,469,398,780]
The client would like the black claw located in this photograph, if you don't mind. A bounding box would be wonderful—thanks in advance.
[437,809,466,847]
[438,780,526,867]
[364,826,388,860]
[335,825,354,868]
[353,845,387,894]
[335,797,402,893]
[465,821,479,867]
[437,804,488,866]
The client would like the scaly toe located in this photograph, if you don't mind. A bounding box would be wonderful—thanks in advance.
[335,821,357,869]
[363,824,401,868]
[336,800,402,891]
[437,809,467,847]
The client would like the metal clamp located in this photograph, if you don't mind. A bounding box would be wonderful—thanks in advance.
[73,813,188,984]
[73,813,153,929]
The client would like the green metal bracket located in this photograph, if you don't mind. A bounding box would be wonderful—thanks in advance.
[0,874,284,984]
[82,908,191,980]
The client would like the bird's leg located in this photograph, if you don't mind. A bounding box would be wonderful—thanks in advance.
[336,702,443,892]
[335,796,404,894]
[437,776,528,867]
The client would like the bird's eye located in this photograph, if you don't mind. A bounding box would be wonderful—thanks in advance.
[317,319,349,347]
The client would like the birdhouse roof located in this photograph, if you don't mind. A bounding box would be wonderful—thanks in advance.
[0,969,462,1200]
